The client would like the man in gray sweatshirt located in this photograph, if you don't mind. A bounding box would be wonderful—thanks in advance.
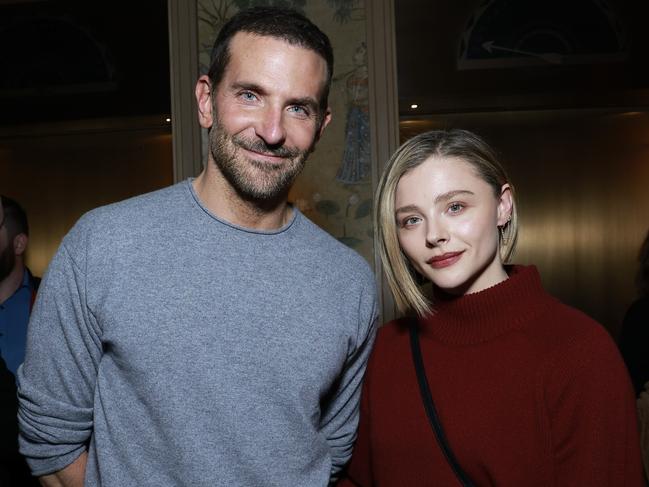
[17,7,377,487]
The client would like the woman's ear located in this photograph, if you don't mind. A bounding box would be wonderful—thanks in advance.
[497,183,513,226]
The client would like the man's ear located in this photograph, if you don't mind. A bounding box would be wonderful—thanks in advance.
[315,107,332,142]
[196,75,215,129]
[497,184,514,226]
[13,233,28,257]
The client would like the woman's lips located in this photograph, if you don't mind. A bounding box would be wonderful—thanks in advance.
[427,251,464,269]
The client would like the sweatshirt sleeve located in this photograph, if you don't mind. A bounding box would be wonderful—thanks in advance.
[336,360,374,487]
[16,225,102,476]
[545,323,645,487]
[320,277,378,480]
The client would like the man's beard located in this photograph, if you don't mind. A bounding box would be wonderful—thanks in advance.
[0,243,15,282]
[209,118,314,202]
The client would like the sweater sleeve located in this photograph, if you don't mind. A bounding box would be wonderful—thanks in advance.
[16,228,102,477]
[321,279,377,480]
[544,323,645,487]
[336,362,374,487]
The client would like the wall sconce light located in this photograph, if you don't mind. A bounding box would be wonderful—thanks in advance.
[410,104,419,109]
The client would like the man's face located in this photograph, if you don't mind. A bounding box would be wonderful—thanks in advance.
[206,32,331,201]
[0,205,15,282]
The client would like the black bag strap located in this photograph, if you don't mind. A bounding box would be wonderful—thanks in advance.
[409,321,476,487]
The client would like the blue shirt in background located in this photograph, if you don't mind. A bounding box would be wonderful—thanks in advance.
[0,269,32,376]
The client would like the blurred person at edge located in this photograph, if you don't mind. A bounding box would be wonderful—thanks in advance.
[619,229,649,480]
[0,195,40,486]
[0,195,40,377]
[17,7,377,487]
[619,229,649,397]
[338,129,644,486]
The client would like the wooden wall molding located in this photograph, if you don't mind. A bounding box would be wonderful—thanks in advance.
[366,0,400,323]
[168,0,203,182]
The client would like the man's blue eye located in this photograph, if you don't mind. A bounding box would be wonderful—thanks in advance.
[289,106,308,115]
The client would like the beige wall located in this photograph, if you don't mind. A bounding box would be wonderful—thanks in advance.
[1,117,173,277]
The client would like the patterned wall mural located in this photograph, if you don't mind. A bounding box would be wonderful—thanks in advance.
[197,0,375,267]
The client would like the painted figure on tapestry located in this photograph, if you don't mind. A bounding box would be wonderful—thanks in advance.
[336,41,370,184]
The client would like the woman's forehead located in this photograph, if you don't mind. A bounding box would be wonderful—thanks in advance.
[398,156,483,190]
[394,155,499,210]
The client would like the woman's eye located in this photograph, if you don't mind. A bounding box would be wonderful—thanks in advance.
[401,216,421,227]
[448,202,464,214]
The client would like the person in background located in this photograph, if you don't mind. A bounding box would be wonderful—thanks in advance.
[17,7,377,487]
[619,229,649,397]
[0,195,40,377]
[339,129,644,486]
[0,195,40,486]
[619,229,649,480]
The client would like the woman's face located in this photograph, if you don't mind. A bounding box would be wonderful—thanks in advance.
[394,155,512,295]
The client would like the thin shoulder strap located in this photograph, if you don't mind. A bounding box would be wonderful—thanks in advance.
[409,321,476,487]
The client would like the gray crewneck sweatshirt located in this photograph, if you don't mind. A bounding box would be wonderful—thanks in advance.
[18,180,377,486]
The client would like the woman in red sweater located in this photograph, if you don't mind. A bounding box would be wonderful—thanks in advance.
[339,129,644,486]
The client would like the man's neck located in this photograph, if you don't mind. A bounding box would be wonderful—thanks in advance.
[0,264,25,304]
[192,169,293,231]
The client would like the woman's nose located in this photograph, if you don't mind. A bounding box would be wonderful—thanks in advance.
[425,218,449,247]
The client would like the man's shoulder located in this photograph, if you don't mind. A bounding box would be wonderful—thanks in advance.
[71,183,187,235]
[89,182,185,222]
[61,182,189,257]
[295,212,373,275]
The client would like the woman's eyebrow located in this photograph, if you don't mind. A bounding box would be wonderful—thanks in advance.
[395,204,420,214]
[395,190,475,214]
[434,190,474,204]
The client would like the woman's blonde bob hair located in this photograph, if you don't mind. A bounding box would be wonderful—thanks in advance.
[375,129,519,316]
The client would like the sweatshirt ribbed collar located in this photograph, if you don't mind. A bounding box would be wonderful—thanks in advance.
[419,265,552,345]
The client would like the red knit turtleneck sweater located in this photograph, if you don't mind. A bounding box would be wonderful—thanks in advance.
[339,266,644,487]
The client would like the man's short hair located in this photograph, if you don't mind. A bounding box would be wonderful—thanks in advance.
[207,6,334,113]
[0,195,29,237]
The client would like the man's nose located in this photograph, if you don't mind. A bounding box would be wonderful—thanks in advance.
[254,106,287,147]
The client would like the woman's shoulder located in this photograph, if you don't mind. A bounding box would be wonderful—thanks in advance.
[538,297,612,345]
[378,316,411,335]
[373,317,411,350]
[532,299,627,385]
[363,318,413,374]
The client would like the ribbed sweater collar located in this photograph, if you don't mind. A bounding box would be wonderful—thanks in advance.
[419,265,551,345]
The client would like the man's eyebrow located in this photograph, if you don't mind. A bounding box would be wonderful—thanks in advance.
[229,81,266,94]
[287,96,319,112]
